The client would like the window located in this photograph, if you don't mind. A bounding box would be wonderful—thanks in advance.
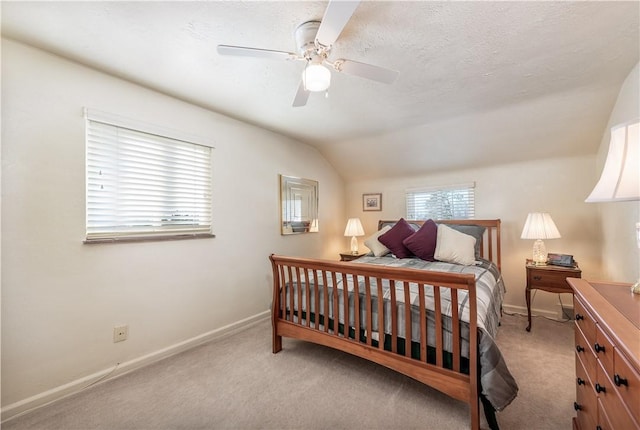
[405,182,475,220]
[85,109,213,242]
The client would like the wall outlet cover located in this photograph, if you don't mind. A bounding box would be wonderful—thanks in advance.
[113,325,128,343]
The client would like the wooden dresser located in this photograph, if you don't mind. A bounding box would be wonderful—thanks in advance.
[568,278,640,430]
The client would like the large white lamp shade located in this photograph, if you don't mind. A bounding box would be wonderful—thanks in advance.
[585,119,640,293]
[586,120,639,202]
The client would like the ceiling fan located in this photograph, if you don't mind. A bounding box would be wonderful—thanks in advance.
[217,0,399,107]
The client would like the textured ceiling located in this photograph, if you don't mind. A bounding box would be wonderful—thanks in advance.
[2,1,639,181]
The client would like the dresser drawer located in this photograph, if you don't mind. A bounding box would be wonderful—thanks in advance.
[528,268,572,290]
[614,348,640,426]
[596,361,639,429]
[595,324,615,379]
[576,323,597,375]
[598,398,615,430]
[575,353,597,430]
[574,298,596,346]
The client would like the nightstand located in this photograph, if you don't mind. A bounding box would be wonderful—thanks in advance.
[525,260,581,332]
[340,252,366,262]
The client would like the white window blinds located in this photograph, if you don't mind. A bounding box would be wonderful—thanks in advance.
[405,182,475,220]
[85,111,213,242]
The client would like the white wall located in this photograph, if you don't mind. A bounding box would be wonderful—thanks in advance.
[3,36,636,421]
[346,155,602,317]
[1,39,345,412]
[343,64,640,319]
[595,62,640,283]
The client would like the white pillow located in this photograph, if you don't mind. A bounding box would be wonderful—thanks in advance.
[363,225,392,257]
[434,224,476,266]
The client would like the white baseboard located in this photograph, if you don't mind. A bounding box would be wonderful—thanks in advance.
[502,303,561,320]
[1,310,270,423]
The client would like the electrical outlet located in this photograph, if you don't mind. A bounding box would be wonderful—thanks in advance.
[113,325,128,343]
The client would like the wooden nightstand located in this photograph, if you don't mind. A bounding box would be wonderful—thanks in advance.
[525,260,581,332]
[340,252,366,262]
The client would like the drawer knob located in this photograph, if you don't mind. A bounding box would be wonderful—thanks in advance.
[533,275,542,281]
[573,401,582,411]
[614,374,629,387]
[595,383,606,393]
[575,313,584,321]
[576,377,585,386]
[594,343,606,353]
[597,426,603,430]
[576,345,585,353]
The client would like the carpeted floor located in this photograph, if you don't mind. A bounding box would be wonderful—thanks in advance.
[2,313,575,430]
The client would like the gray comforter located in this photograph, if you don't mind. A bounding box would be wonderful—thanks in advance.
[284,256,518,411]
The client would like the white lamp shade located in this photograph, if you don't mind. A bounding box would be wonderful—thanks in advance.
[344,218,365,237]
[520,213,561,240]
[586,119,640,202]
[303,64,331,92]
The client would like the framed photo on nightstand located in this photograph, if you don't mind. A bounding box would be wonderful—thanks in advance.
[363,193,382,211]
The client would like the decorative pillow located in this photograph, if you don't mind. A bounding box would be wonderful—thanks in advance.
[363,225,392,257]
[434,224,476,266]
[402,219,438,261]
[378,218,415,259]
[445,224,486,259]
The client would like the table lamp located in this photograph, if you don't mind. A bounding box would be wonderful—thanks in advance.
[585,119,639,293]
[344,218,365,255]
[521,212,561,265]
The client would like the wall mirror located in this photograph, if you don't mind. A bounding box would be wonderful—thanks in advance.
[280,174,319,235]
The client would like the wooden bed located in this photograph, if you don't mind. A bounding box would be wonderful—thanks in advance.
[269,219,509,430]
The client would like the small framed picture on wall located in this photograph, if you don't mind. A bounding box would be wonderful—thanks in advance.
[362,193,382,211]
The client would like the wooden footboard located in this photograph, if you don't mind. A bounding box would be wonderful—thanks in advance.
[269,255,481,430]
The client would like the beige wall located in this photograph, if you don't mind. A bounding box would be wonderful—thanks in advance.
[344,62,640,319]
[1,39,345,413]
[2,38,637,422]
[345,154,602,318]
[595,62,640,283]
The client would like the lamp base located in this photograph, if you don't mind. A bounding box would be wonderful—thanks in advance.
[531,239,547,265]
[530,260,548,267]
[350,236,358,254]
[632,279,640,295]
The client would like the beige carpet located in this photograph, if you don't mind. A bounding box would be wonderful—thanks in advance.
[2,313,575,430]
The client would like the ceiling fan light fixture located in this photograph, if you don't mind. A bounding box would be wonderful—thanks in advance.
[303,64,331,92]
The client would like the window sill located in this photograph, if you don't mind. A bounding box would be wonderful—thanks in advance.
[83,233,215,244]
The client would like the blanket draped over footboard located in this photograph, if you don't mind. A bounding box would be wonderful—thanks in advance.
[270,253,518,430]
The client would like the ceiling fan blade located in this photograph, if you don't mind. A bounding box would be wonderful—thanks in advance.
[292,80,310,107]
[315,0,361,47]
[217,45,299,61]
[333,59,399,84]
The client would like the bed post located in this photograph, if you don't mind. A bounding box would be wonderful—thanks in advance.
[467,276,480,430]
[269,254,282,353]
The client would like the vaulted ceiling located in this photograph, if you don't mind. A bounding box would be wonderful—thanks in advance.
[2,1,638,181]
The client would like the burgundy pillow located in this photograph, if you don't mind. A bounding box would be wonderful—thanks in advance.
[403,219,438,261]
[378,218,415,258]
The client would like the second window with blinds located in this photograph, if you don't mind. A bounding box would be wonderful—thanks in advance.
[405,182,475,220]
